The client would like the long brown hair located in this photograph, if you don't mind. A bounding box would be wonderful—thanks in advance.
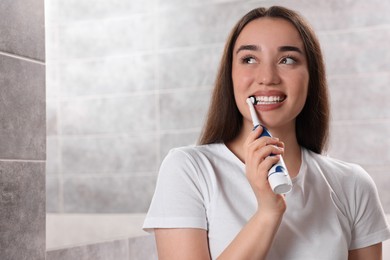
[198,6,329,154]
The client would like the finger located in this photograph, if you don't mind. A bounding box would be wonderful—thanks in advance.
[245,125,264,146]
[247,155,281,194]
[255,143,284,160]
[253,137,284,151]
[257,155,282,178]
[247,145,283,180]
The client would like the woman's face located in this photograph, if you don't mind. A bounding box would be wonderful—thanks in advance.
[232,17,309,132]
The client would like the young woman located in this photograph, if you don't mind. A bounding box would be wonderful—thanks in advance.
[143,6,390,259]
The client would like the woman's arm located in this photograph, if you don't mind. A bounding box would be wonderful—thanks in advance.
[217,210,283,259]
[348,243,382,260]
[155,228,211,260]
[154,211,283,260]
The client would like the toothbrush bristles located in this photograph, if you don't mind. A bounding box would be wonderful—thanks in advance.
[249,95,257,105]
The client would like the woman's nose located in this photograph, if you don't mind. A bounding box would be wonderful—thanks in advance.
[256,63,281,86]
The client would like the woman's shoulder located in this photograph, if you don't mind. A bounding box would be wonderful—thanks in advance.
[161,143,226,170]
[305,148,366,176]
[166,143,226,161]
[303,148,375,191]
[157,143,229,189]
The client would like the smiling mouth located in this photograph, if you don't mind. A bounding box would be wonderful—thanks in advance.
[254,95,286,105]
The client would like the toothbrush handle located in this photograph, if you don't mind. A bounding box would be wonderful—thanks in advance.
[253,124,272,138]
[253,124,292,194]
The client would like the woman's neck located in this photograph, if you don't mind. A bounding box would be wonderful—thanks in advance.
[226,122,302,178]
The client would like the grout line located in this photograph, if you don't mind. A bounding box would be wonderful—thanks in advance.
[53,85,212,102]
[49,43,224,63]
[58,173,158,178]
[0,51,45,65]
[331,119,390,125]
[0,159,45,163]
[159,128,202,134]
[318,24,390,35]
[328,71,390,79]
[54,11,153,27]
[46,129,202,139]
[55,90,157,101]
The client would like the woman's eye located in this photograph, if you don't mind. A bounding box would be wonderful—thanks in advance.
[281,57,296,65]
[242,57,257,64]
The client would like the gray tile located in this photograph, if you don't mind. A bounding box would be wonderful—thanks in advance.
[158,46,222,90]
[328,122,390,168]
[156,0,390,49]
[60,94,156,135]
[157,0,217,9]
[0,0,45,60]
[160,131,200,162]
[158,0,288,9]
[0,161,45,260]
[46,175,60,213]
[47,100,58,136]
[157,0,390,34]
[58,54,156,97]
[57,14,155,59]
[0,55,45,160]
[311,0,390,29]
[61,134,158,174]
[63,175,157,213]
[328,74,390,121]
[302,0,390,31]
[56,0,156,23]
[245,0,390,31]
[128,235,157,260]
[46,61,60,98]
[45,0,60,25]
[46,137,60,175]
[320,28,390,75]
[46,239,129,260]
[159,89,211,130]
[157,3,250,49]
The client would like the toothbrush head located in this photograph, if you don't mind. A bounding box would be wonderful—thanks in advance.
[247,95,257,105]
[246,96,261,127]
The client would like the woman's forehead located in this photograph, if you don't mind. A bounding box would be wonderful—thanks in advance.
[234,18,304,50]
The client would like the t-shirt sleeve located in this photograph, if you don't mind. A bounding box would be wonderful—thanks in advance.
[143,148,208,232]
[349,166,390,250]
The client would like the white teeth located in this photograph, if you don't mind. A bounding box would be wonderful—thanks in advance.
[255,96,284,104]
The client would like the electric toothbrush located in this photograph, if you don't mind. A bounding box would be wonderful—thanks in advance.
[246,96,292,194]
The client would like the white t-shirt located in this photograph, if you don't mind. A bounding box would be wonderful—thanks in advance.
[143,143,390,259]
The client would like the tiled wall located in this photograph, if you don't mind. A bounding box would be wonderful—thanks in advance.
[46,0,390,214]
[0,0,46,259]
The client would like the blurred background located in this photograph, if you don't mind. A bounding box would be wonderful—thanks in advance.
[44,0,390,255]
[2,0,387,258]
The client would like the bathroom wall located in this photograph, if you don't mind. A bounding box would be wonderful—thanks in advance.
[0,0,46,259]
[46,0,390,214]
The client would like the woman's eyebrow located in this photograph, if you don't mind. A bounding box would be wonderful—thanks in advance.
[235,44,259,54]
[235,45,303,54]
[278,45,303,54]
